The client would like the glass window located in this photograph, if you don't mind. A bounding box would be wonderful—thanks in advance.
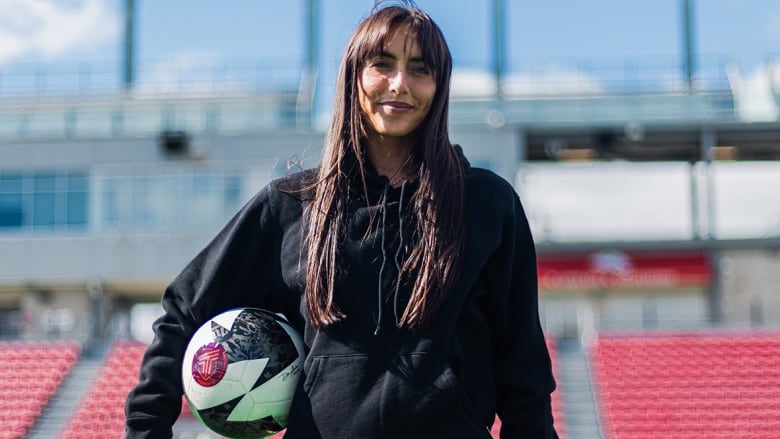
[33,173,57,192]
[132,175,151,225]
[102,178,120,226]
[0,170,89,231]
[66,172,89,227]
[94,168,249,231]
[224,174,243,208]
[194,173,215,194]
[0,193,24,228]
[67,191,88,226]
[33,192,56,227]
[0,174,24,193]
[0,174,24,229]
[32,172,57,227]
[67,173,88,192]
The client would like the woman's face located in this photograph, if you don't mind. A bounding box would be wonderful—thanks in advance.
[358,24,436,147]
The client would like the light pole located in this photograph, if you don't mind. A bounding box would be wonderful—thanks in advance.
[682,0,696,92]
[493,0,505,99]
[123,0,136,91]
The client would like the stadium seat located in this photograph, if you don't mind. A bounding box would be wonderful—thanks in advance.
[0,341,81,439]
[63,338,565,438]
[60,340,191,439]
[591,331,780,439]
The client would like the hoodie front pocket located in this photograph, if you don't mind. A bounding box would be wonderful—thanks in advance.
[285,352,490,439]
[381,352,489,437]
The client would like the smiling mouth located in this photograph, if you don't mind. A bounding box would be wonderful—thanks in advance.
[381,101,414,110]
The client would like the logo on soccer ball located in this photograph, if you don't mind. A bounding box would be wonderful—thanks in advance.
[192,342,228,387]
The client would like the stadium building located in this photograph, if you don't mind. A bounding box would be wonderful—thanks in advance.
[1,1,780,438]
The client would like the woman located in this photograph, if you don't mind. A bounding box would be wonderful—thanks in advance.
[125,4,558,438]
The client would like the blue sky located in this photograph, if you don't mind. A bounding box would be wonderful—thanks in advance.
[132,0,779,69]
[0,0,778,95]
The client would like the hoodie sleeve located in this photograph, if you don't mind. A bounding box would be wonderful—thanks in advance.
[490,188,558,439]
[124,183,288,438]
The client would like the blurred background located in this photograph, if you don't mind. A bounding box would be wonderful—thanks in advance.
[1,1,779,438]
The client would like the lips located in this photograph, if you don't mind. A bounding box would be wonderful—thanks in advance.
[380,101,414,111]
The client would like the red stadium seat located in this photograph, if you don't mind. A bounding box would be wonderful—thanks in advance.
[70,338,565,438]
[0,341,81,439]
[592,330,780,439]
[60,340,193,439]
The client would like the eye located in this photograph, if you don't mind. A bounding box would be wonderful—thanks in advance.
[367,58,392,70]
[410,64,431,76]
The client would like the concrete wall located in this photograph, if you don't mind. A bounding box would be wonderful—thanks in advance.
[0,132,324,170]
[719,248,780,326]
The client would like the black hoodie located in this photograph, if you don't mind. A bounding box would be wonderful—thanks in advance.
[125,147,558,438]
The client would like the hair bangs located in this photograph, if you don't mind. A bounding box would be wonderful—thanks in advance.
[352,6,449,82]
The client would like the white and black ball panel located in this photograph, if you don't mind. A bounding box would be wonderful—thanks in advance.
[182,308,304,438]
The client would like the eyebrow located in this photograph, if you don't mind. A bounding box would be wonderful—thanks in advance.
[376,50,426,64]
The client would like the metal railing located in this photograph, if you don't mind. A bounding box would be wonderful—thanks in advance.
[0,55,763,139]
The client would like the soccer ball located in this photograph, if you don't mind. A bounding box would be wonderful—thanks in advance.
[181,307,305,438]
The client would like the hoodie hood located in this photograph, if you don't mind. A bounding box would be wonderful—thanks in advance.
[352,143,470,199]
[350,143,470,335]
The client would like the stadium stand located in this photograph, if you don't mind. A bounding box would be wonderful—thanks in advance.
[591,331,780,439]
[548,338,567,438]
[59,339,285,438]
[57,340,194,438]
[0,341,80,439]
[54,338,562,438]
[490,338,566,438]
[60,340,147,438]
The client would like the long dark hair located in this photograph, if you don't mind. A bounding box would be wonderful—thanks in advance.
[303,4,465,331]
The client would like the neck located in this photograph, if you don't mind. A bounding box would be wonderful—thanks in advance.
[364,134,417,186]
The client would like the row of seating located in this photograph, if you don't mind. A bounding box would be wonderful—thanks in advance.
[0,341,81,439]
[8,330,780,438]
[59,340,184,438]
[57,338,565,438]
[592,330,780,439]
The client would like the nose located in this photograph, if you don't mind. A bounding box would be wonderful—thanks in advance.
[387,68,408,95]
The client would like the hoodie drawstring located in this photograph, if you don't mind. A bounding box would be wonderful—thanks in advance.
[373,181,408,336]
[374,184,390,336]
[392,181,407,327]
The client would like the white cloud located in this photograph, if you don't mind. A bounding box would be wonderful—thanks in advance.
[0,0,119,64]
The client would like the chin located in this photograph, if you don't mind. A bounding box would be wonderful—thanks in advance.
[377,124,418,138]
